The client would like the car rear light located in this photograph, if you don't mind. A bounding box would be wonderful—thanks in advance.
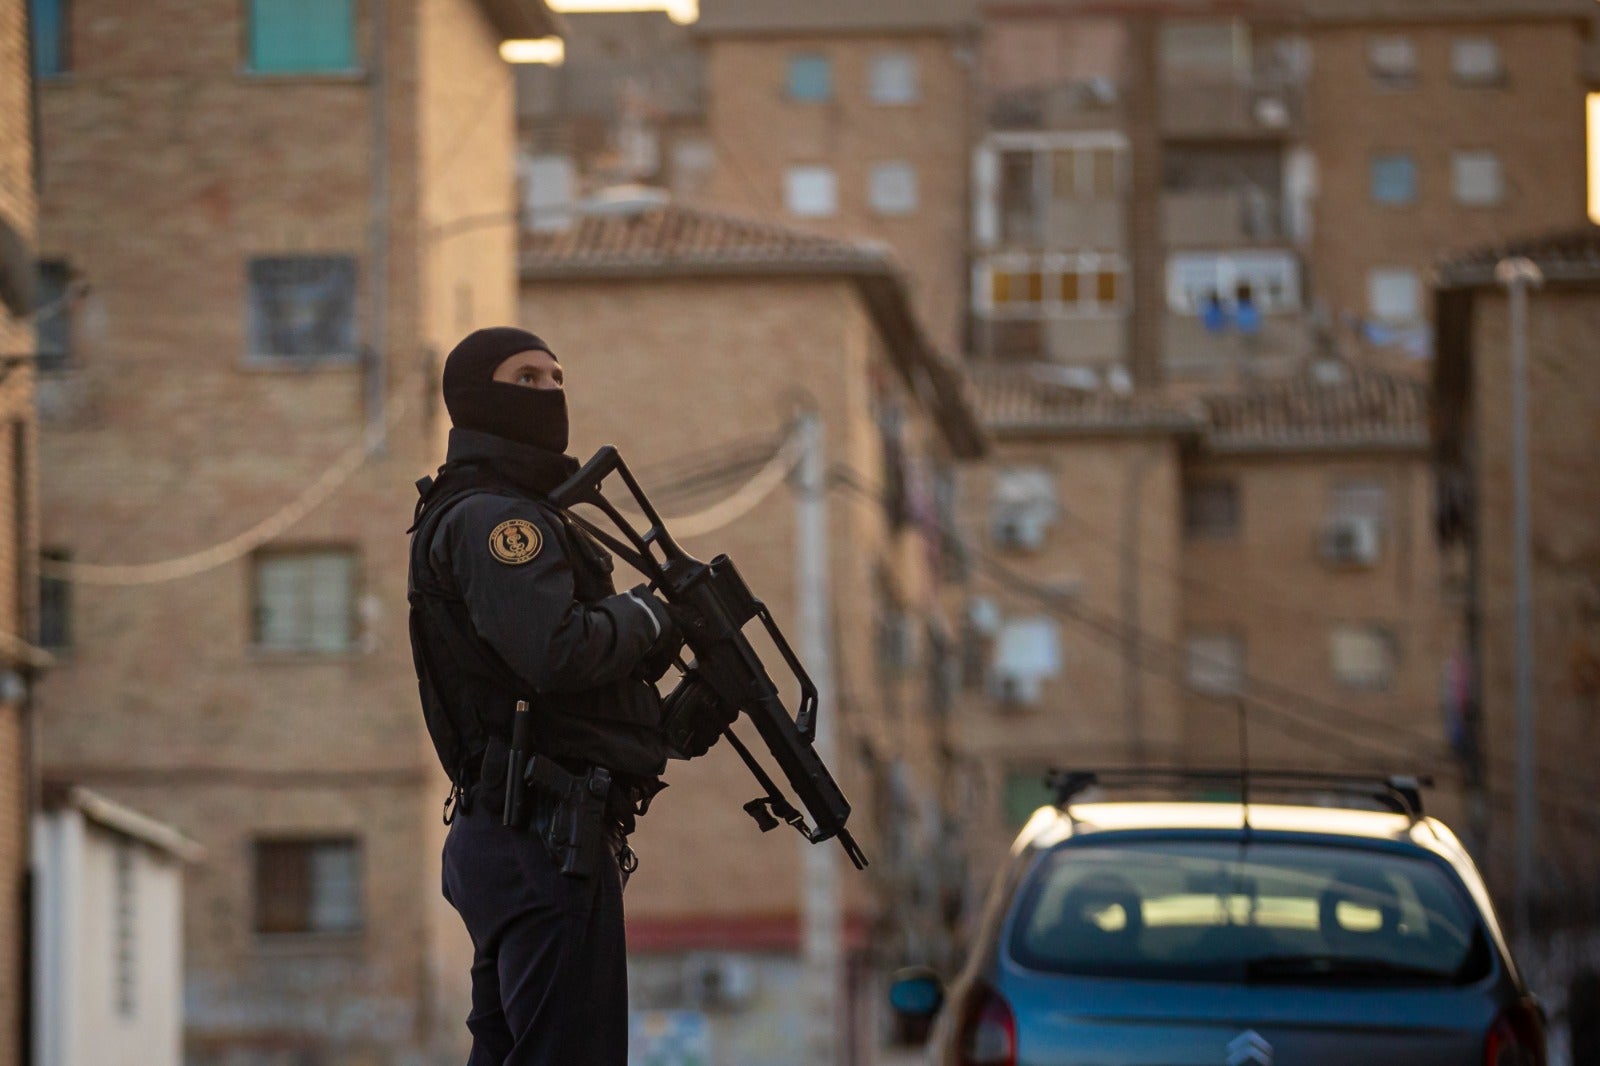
[1485,998,1547,1066]
[955,982,1016,1066]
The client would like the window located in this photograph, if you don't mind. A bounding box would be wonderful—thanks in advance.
[868,162,918,216]
[991,617,1062,706]
[1003,768,1055,828]
[113,841,136,1017]
[1367,36,1416,89]
[991,467,1057,551]
[983,255,1126,316]
[999,151,1041,244]
[35,261,72,370]
[1370,154,1417,206]
[1159,19,1247,79]
[30,0,69,76]
[246,256,357,361]
[1186,633,1243,695]
[1451,38,1502,86]
[39,548,71,650]
[253,838,362,935]
[1367,267,1421,323]
[1331,479,1388,523]
[248,0,357,74]
[1330,625,1396,690]
[1049,146,1123,202]
[1166,251,1301,314]
[1183,480,1239,540]
[252,549,357,653]
[869,51,918,104]
[786,54,832,102]
[783,166,837,218]
[1452,151,1504,207]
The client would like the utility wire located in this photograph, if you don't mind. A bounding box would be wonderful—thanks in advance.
[829,466,1442,765]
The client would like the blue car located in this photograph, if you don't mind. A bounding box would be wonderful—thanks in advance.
[891,770,1545,1066]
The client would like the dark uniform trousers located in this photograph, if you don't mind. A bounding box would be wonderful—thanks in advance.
[442,799,628,1066]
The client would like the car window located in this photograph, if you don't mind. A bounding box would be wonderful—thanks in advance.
[1010,839,1486,984]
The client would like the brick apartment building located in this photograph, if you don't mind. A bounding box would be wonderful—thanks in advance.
[971,0,1593,382]
[1433,228,1600,919]
[1305,0,1591,366]
[519,199,984,1065]
[692,0,980,353]
[956,363,1458,874]
[30,0,554,1061]
[0,1,39,1063]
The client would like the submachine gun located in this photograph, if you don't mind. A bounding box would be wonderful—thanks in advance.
[550,446,869,871]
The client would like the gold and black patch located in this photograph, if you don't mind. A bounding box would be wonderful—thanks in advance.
[488,518,542,566]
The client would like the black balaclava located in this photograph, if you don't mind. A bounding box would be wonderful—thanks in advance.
[442,327,568,453]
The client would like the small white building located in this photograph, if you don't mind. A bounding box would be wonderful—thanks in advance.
[32,784,202,1066]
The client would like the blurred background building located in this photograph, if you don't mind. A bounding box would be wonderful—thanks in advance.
[0,0,40,1063]
[28,0,552,1060]
[4,0,1598,1061]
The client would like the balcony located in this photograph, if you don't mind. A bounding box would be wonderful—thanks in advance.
[1161,188,1284,247]
[987,78,1125,134]
[1161,71,1304,141]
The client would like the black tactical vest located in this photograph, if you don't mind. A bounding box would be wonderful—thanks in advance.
[408,482,669,789]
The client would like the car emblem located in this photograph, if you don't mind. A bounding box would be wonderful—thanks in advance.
[1226,1030,1273,1066]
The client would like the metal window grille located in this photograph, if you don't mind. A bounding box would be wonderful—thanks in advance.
[252,549,357,653]
[246,256,358,361]
[253,838,362,935]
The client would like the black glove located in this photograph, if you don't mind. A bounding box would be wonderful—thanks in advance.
[634,589,698,683]
[661,670,737,759]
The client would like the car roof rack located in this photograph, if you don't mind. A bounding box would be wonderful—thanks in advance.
[1044,768,1433,821]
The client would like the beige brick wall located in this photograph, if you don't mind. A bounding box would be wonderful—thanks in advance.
[32,0,513,1060]
[1180,452,1456,797]
[0,0,35,1062]
[1467,288,1600,902]
[520,273,958,935]
[1306,19,1588,330]
[700,33,974,352]
[952,434,1185,874]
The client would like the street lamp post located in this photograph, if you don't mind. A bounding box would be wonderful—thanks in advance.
[1494,255,1543,941]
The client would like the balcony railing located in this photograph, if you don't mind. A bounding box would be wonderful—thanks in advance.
[1161,70,1304,140]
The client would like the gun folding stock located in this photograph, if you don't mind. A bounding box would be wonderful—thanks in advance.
[552,447,868,871]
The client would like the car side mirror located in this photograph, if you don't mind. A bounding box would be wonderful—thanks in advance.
[888,966,945,1021]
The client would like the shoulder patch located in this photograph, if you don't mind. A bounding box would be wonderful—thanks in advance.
[488,518,543,566]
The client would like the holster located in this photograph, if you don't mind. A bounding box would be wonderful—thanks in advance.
[524,756,613,879]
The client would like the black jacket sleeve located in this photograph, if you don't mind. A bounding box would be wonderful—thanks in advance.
[432,493,666,693]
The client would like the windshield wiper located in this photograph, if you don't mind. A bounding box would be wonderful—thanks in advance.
[1245,954,1455,985]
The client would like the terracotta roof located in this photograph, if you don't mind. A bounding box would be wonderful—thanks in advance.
[969,366,1203,437]
[1435,225,1600,289]
[968,363,1429,452]
[1302,0,1588,22]
[521,202,985,458]
[1200,366,1430,453]
[521,201,894,278]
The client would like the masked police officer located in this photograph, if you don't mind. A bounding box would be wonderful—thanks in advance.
[408,327,688,1065]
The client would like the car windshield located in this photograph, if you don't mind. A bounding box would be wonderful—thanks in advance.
[1010,839,1487,984]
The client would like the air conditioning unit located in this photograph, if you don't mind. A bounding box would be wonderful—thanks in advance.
[992,513,1045,552]
[990,668,1042,709]
[1320,516,1381,566]
[680,953,757,1011]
